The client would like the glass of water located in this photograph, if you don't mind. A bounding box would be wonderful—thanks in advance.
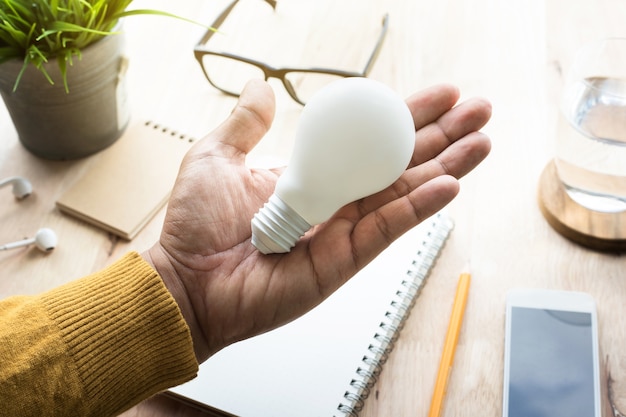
[555,38,626,213]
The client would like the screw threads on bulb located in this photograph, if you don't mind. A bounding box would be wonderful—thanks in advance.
[251,194,311,254]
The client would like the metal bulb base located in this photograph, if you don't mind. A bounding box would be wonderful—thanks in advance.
[251,194,311,254]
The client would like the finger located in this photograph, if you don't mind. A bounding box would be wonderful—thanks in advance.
[437,97,492,143]
[417,130,492,180]
[354,129,490,217]
[306,175,459,296]
[411,97,492,166]
[195,79,276,157]
[406,84,460,129]
[351,175,460,268]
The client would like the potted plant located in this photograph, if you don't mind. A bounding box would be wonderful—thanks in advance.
[0,0,191,160]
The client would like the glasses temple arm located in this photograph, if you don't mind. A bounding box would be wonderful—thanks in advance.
[361,13,389,76]
[197,0,278,46]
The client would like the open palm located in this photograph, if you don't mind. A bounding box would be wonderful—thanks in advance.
[145,79,492,362]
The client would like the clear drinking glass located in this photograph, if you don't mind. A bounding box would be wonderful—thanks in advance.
[555,38,626,213]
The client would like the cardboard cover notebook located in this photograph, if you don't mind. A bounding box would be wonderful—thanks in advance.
[56,121,194,239]
[168,212,454,417]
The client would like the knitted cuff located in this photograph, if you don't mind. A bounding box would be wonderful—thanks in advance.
[41,251,198,416]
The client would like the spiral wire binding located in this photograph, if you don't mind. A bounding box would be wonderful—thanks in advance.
[143,120,198,144]
[336,213,454,417]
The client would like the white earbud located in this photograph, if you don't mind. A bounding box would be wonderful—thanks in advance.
[0,228,58,252]
[0,176,33,199]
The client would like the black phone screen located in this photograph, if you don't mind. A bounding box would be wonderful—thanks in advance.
[507,306,595,417]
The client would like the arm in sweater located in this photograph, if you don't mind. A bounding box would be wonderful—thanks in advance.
[0,252,198,417]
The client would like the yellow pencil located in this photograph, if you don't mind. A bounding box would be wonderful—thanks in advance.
[427,271,471,417]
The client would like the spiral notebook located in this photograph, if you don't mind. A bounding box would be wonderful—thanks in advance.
[168,211,454,417]
[56,121,195,240]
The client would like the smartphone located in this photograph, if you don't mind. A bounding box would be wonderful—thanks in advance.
[502,288,601,417]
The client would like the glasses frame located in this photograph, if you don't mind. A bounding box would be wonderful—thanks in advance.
[194,0,389,105]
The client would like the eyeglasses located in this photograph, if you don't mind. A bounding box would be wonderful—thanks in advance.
[194,0,389,105]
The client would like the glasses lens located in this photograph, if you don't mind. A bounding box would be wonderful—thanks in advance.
[284,71,351,104]
[200,54,265,96]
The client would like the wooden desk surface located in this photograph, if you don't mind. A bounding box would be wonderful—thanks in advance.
[1,0,625,416]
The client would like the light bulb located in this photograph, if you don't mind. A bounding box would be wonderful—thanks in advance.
[251,77,415,254]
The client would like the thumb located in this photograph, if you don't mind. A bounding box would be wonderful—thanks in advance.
[210,79,276,155]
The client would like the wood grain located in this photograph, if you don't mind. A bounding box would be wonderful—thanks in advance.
[1,0,625,416]
[538,159,626,252]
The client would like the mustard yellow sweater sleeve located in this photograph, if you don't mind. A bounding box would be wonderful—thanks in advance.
[0,252,199,417]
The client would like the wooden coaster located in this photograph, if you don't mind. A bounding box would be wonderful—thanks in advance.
[538,159,626,252]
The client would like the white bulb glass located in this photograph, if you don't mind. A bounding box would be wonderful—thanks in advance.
[251,77,415,254]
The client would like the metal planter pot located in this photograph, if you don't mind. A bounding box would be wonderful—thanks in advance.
[0,32,130,160]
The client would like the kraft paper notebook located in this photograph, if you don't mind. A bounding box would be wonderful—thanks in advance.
[168,211,454,417]
[56,121,194,239]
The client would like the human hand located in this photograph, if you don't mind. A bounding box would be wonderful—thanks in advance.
[144,79,491,362]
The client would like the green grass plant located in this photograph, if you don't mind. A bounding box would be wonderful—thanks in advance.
[0,0,195,91]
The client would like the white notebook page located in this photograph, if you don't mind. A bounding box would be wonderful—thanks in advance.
[169,212,452,417]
